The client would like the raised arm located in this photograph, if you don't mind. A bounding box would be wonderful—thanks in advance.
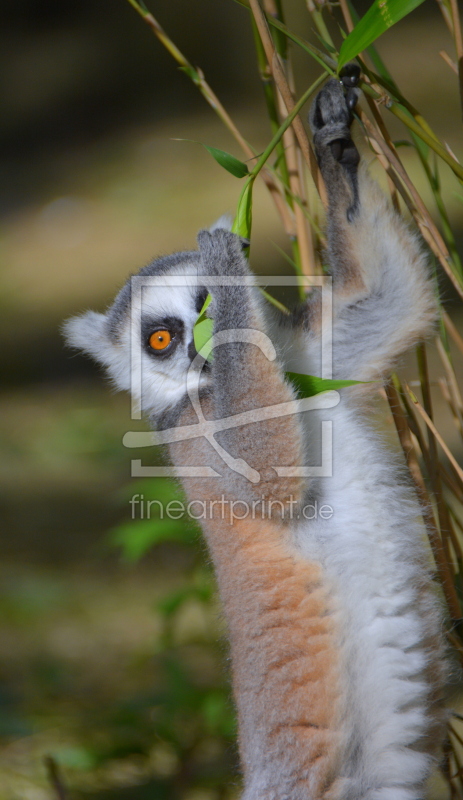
[305,71,436,383]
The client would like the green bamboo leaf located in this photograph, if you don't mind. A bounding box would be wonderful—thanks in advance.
[338,0,426,69]
[286,372,367,398]
[202,145,249,178]
[193,317,214,361]
[172,139,249,178]
[193,293,214,361]
[197,292,212,319]
[231,179,254,239]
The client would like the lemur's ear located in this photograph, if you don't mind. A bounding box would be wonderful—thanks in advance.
[209,214,233,232]
[62,311,112,367]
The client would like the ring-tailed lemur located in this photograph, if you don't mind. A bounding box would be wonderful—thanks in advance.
[64,72,446,799]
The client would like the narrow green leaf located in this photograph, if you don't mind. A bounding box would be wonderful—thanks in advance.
[172,139,249,178]
[197,292,212,319]
[202,145,249,178]
[393,140,413,149]
[338,0,426,69]
[193,293,214,361]
[260,288,290,315]
[312,31,337,54]
[271,241,302,276]
[193,317,214,361]
[347,0,397,82]
[286,372,368,398]
[231,179,254,239]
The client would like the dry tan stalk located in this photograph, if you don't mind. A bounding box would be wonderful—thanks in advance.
[436,337,463,417]
[446,517,462,570]
[275,61,317,277]
[449,0,463,117]
[440,49,459,75]
[441,461,463,506]
[442,733,463,800]
[295,149,319,275]
[357,107,463,300]
[436,0,455,34]
[249,0,327,206]
[445,141,462,163]
[438,377,463,437]
[447,508,463,564]
[358,106,449,257]
[126,0,295,235]
[385,382,427,493]
[338,0,354,32]
[260,0,317,276]
[450,722,463,751]
[405,383,463,485]
[450,509,463,537]
[410,344,458,576]
[448,632,463,668]
[364,95,402,208]
[450,717,463,798]
[444,311,463,357]
[386,382,461,621]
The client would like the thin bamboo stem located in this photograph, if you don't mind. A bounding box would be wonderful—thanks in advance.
[125,0,294,234]
[449,0,463,118]
[357,108,463,299]
[249,0,327,205]
[386,382,461,622]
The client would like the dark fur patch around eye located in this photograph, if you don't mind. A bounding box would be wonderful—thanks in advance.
[141,315,184,359]
[195,288,209,313]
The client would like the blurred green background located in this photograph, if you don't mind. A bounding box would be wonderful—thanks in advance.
[1,1,462,798]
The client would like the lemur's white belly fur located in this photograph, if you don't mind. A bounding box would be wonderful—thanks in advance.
[295,402,440,798]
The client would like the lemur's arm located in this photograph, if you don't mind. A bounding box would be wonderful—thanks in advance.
[167,227,304,511]
[305,73,436,383]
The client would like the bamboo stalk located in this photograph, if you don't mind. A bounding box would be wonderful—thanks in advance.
[125,0,294,234]
[405,382,463,487]
[444,312,463,357]
[449,0,463,118]
[357,108,463,299]
[276,63,317,278]
[386,382,461,622]
[237,0,463,182]
[249,0,327,205]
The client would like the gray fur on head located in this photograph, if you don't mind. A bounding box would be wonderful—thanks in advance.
[63,248,209,417]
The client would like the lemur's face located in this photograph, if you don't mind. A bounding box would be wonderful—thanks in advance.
[63,256,211,417]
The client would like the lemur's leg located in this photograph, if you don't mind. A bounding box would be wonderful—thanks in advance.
[167,229,347,800]
[306,69,436,382]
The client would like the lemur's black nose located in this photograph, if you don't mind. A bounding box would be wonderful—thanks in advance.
[187,339,198,362]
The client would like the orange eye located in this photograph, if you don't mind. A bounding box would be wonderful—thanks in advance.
[149,330,172,350]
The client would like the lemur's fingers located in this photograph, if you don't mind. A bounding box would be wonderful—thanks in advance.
[339,61,361,89]
[309,78,360,145]
[197,228,250,278]
[309,69,361,218]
